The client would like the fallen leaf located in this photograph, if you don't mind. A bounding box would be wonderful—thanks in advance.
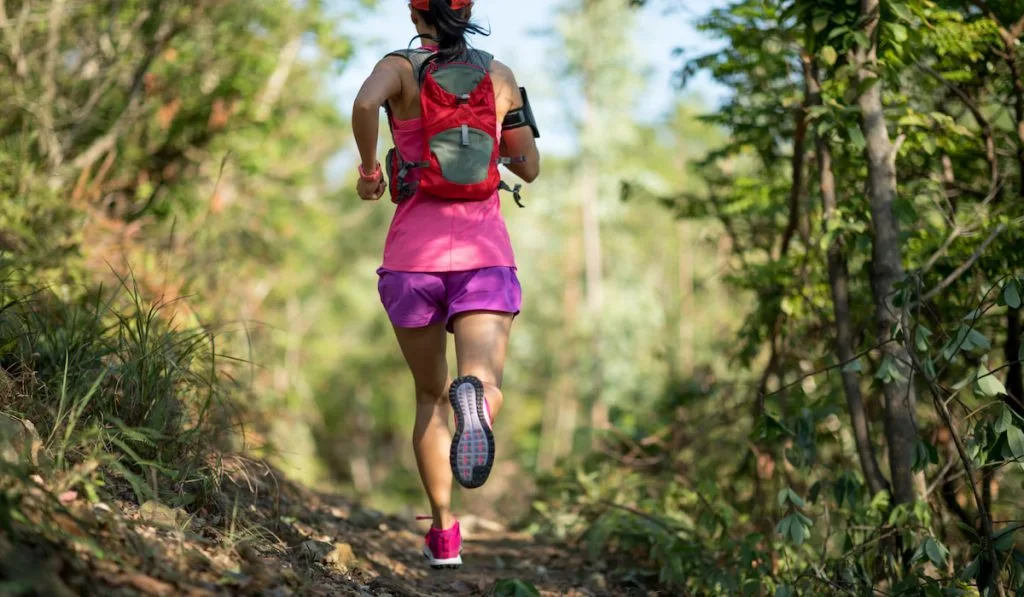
[324,542,357,572]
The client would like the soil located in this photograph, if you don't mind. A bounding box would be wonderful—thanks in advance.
[0,457,645,597]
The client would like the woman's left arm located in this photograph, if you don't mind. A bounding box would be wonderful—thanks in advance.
[352,58,404,198]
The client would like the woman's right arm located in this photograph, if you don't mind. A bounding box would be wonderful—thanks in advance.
[493,62,540,183]
[352,58,405,174]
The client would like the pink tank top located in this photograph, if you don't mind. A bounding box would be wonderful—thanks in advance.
[380,108,516,273]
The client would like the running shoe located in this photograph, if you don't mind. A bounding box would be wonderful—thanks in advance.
[422,520,463,569]
[449,376,495,489]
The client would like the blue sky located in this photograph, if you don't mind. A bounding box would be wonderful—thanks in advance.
[333,0,730,156]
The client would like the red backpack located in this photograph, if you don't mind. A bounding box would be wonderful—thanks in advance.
[384,48,524,206]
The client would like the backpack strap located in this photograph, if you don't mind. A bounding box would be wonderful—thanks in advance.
[466,49,494,72]
[382,49,434,137]
[384,48,435,84]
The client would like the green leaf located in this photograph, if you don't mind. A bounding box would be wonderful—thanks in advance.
[886,22,909,43]
[915,325,932,352]
[813,13,830,33]
[1006,427,1024,472]
[791,517,806,544]
[848,125,866,150]
[923,537,947,567]
[912,439,938,472]
[828,26,850,40]
[960,557,980,581]
[891,3,913,21]
[856,76,880,96]
[853,31,871,49]
[808,481,822,504]
[995,404,1013,435]
[821,45,838,66]
[994,526,1019,552]
[777,487,804,508]
[876,355,906,384]
[966,329,991,351]
[842,358,863,373]
[1005,281,1021,309]
[494,579,541,597]
[976,365,1007,397]
[776,514,793,538]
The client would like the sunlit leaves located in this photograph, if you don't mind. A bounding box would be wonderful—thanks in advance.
[821,45,838,66]
[1006,427,1024,473]
[975,365,1007,397]
[875,355,907,384]
[941,324,991,361]
[890,3,913,23]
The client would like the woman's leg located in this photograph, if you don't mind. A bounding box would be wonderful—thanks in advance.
[452,312,514,421]
[392,323,455,531]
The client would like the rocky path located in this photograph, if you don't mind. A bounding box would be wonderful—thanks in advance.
[0,457,639,597]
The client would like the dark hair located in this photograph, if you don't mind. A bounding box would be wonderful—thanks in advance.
[417,0,489,63]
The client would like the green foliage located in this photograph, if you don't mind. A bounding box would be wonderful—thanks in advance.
[492,578,541,597]
[0,265,234,507]
[536,0,1024,593]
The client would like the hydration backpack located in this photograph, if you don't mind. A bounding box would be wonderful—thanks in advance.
[384,48,524,207]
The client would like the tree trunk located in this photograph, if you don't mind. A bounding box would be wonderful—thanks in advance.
[808,55,890,497]
[581,88,608,443]
[855,0,918,505]
[1004,38,1024,416]
[780,85,810,259]
[677,220,695,377]
[537,227,583,472]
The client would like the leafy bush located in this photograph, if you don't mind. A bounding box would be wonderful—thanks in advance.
[0,263,241,510]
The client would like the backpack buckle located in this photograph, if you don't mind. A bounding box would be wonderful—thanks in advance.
[499,180,524,208]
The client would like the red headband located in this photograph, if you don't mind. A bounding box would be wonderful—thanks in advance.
[411,0,472,9]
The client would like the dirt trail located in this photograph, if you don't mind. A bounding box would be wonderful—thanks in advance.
[0,459,636,597]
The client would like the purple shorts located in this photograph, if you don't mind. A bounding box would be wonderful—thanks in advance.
[377,267,522,333]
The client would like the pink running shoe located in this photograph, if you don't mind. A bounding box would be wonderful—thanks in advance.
[449,376,495,489]
[422,520,463,569]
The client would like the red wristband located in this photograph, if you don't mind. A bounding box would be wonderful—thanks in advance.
[359,162,382,182]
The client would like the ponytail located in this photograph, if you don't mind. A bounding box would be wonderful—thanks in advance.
[417,0,489,64]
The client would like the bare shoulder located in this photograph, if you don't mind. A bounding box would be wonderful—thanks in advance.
[488,59,518,86]
[488,59,522,114]
[378,54,413,75]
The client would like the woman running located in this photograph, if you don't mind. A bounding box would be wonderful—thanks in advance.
[351,0,540,570]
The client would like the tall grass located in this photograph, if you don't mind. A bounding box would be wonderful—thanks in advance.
[0,262,241,510]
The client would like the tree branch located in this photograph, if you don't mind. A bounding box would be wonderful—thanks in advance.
[917,64,1000,200]
[67,19,182,172]
[921,223,1006,302]
[0,0,30,77]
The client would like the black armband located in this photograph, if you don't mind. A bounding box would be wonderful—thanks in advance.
[502,87,540,138]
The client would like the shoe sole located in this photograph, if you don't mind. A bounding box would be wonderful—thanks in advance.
[449,376,495,489]
[423,547,463,570]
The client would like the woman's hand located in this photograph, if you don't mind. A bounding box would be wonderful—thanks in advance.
[357,176,387,201]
